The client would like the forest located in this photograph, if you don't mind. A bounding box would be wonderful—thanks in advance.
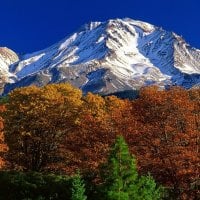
[0,83,199,200]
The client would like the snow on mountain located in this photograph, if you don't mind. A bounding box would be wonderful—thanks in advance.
[0,47,19,93]
[2,18,200,95]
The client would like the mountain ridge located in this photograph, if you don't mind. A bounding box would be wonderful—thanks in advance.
[1,18,200,95]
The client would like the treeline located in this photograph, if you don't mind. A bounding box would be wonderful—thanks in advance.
[0,83,199,199]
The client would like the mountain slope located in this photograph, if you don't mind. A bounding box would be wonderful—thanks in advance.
[0,47,19,93]
[2,18,200,94]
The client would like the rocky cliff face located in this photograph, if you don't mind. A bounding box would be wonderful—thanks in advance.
[1,18,200,95]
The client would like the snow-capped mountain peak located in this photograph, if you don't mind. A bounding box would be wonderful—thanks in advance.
[2,18,200,95]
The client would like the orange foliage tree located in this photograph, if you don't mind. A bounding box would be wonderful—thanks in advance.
[129,86,200,199]
[64,92,113,173]
[0,105,7,169]
[3,83,82,171]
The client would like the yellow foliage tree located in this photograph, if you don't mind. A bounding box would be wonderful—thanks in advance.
[3,83,82,171]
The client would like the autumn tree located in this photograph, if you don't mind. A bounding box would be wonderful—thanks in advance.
[64,92,113,173]
[104,95,134,135]
[0,105,7,169]
[129,86,200,199]
[3,83,82,171]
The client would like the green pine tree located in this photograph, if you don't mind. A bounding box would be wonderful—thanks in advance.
[101,135,163,200]
[71,172,87,200]
[135,174,163,200]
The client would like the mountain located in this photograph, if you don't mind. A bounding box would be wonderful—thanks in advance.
[0,47,19,93]
[1,18,200,95]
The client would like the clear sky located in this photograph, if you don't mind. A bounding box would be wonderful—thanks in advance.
[0,0,199,54]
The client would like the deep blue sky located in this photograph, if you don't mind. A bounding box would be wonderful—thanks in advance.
[0,0,200,54]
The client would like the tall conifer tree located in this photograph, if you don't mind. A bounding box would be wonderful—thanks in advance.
[101,135,162,200]
[71,172,87,200]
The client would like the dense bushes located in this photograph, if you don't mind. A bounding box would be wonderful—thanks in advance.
[0,171,72,200]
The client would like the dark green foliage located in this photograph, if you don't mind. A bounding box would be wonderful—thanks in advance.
[0,171,72,200]
[135,174,164,200]
[100,135,163,200]
[0,95,8,104]
[71,172,87,200]
[101,135,137,200]
[104,90,139,100]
